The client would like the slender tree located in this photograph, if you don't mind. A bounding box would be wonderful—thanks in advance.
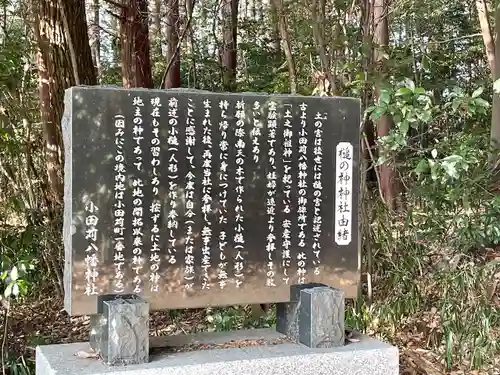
[221,0,238,91]
[271,0,297,93]
[164,0,181,88]
[90,0,102,82]
[373,0,398,209]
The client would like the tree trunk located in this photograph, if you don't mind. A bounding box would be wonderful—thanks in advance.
[185,0,197,86]
[221,0,238,91]
[164,0,181,88]
[33,0,97,205]
[476,0,495,73]
[90,0,102,82]
[269,1,281,63]
[119,0,153,88]
[311,0,334,95]
[119,1,135,87]
[59,0,97,85]
[270,0,297,93]
[154,0,162,41]
[32,0,96,294]
[373,0,398,210]
[491,4,500,152]
[110,10,119,64]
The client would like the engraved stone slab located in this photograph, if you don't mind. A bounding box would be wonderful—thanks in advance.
[277,285,345,348]
[62,86,361,316]
[93,295,149,366]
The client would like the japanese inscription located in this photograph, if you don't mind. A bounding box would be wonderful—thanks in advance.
[63,87,360,316]
[335,142,354,245]
[84,201,99,296]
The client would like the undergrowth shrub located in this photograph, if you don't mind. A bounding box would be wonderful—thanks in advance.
[351,80,500,370]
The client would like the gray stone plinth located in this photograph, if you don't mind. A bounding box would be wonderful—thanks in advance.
[90,295,149,366]
[35,328,399,375]
[277,284,345,348]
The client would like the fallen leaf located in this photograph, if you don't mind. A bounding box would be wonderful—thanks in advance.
[74,350,100,359]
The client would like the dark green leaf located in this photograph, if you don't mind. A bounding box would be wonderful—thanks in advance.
[369,105,387,121]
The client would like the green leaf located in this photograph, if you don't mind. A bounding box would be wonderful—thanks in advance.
[10,266,18,282]
[462,196,470,211]
[400,119,409,134]
[415,159,428,175]
[474,98,490,108]
[419,110,432,123]
[4,283,12,298]
[379,90,391,105]
[395,87,412,97]
[442,155,462,163]
[12,282,19,296]
[471,86,484,98]
[442,161,458,178]
[403,78,416,92]
[370,105,387,121]
[365,105,377,113]
[421,55,429,71]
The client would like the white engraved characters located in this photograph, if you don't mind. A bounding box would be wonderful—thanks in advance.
[84,200,99,296]
[217,100,229,289]
[250,101,262,164]
[184,98,196,289]
[132,96,145,294]
[335,142,353,245]
[150,97,162,292]
[113,115,127,293]
[312,111,326,275]
[266,101,278,287]
[167,97,180,266]
[281,104,293,284]
[201,99,213,290]
[233,100,245,288]
[296,102,308,284]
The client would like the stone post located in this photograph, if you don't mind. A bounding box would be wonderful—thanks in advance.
[276,284,345,348]
[89,294,149,365]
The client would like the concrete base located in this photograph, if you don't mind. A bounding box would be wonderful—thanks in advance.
[36,328,399,375]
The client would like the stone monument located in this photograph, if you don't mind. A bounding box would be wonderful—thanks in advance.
[36,86,398,375]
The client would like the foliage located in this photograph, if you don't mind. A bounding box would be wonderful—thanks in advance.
[363,79,500,369]
[0,0,499,373]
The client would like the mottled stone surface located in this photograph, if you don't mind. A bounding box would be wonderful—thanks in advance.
[89,314,105,352]
[36,328,399,375]
[92,295,149,366]
[299,287,345,347]
[277,284,345,348]
[276,283,325,338]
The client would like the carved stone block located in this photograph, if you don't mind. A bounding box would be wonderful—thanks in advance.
[276,284,345,348]
[90,295,149,366]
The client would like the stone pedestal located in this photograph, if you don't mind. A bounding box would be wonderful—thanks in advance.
[36,328,399,375]
[276,284,345,348]
[89,294,149,366]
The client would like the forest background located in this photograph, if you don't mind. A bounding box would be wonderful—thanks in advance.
[0,0,499,373]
